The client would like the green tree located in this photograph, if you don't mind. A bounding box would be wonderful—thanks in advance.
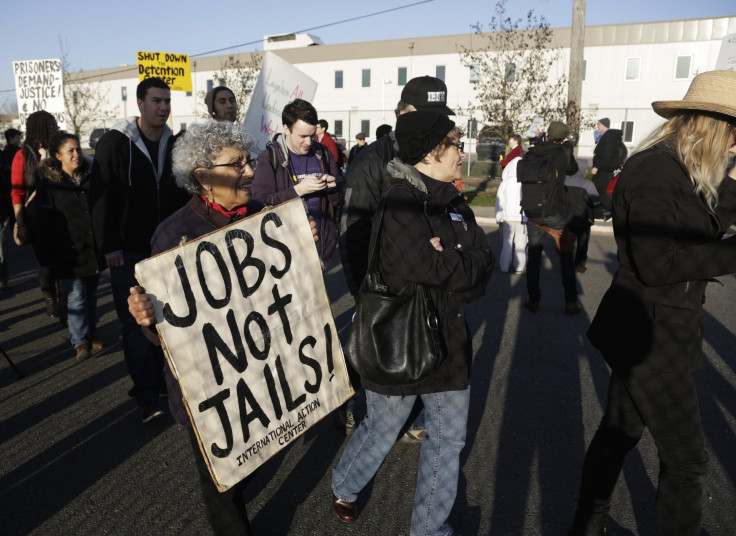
[460,0,591,143]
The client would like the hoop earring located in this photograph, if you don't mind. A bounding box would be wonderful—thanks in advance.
[205,188,212,215]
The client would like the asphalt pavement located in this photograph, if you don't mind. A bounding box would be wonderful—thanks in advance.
[1,218,735,536]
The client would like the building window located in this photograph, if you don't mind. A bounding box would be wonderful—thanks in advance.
[180,123,187,133]
[436,65,445,82]
[186,91,192,97]
[625,57,640,81]
[675,55,692,80]
[334,120,343,137]
[121,87,127,101]
[362,69,371,88]
[504,62,516,84]
[206,79,214,91]
[398,67,407,86]
[361,120,370,138]
[582,59,587,82]
[620,121,634,143]
[469,64,480,84]
[335,70,343,89]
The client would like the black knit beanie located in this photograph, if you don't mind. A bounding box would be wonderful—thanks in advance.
[395,112,455,165]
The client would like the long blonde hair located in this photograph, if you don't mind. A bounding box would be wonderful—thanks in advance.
[632,112,734,209]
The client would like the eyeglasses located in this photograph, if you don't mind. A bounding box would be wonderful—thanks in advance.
[211,157,258,172]
[448,141,465,153]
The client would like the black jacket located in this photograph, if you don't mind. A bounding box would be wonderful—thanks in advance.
[521,140,578,219]
[90,118,188,257]
[35,158,104,279]
[588,146,736,372]
[593,129,625,172]
[361,160,494,396]
[339,133,397,294]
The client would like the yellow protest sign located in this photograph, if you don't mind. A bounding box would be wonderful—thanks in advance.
[136,51,192,92]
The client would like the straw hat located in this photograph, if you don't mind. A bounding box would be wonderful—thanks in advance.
[652,70,736,119]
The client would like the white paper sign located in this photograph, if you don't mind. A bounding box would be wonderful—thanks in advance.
[135,199,353,491]
[526,117,545,137]
[715,33,736,71]
[243,51,318,156]
[13,58,67,131]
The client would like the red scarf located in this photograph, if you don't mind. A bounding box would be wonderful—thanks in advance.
[200,195,249,219]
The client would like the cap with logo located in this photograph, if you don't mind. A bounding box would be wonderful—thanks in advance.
[401,76,455,115]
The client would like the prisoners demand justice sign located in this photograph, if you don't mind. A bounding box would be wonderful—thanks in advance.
[135,199,353,491]
[243,51,318,156]
[136,51,192,92]
[13,58,67,131]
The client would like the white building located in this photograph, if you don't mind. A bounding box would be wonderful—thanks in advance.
[68,15,735,158]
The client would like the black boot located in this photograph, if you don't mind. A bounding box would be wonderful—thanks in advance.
[568,509,606,536]
[39,269,58,317]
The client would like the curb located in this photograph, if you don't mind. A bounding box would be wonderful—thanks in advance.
[474,217,614,234]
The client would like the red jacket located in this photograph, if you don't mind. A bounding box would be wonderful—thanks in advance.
[317,132,339,162]
[500,145,524,168]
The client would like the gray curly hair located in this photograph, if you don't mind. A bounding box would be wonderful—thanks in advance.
[172,119,254,194]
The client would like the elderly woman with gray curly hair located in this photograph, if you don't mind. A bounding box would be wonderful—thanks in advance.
[127,119,318,536]
[126,119,261,535]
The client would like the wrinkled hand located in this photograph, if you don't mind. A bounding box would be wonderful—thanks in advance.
[429,237,443,252]
[128,286,156,327]
[294,175,328,196]
[105,251,124,267]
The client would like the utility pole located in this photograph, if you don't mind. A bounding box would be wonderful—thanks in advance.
[568,0,586,152]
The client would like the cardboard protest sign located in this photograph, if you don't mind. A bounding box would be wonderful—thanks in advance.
[715,33,736,71]
[13,58,67,131]
[136,51,192,92]
[135,199,353,491]
[243,51,318,156]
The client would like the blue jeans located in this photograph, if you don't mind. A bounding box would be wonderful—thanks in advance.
[333,387,471,536]
[62,275,100,347]
[110,251,165,404]
[526,215,578,304]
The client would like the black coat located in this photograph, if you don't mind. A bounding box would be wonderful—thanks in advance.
[593,129,625,172]
[588,146,736,373]
[35,159,104,279]
[361,162,494,396]
[339,133,397,294]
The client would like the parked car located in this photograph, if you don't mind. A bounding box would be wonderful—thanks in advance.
[476,126,505,161]
[89,128,110,149]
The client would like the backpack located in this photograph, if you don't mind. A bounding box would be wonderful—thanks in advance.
[516,153,558,219]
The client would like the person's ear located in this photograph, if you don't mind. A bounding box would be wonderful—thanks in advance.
[194,167,210,185]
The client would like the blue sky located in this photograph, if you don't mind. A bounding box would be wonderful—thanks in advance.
[1,0,734,108]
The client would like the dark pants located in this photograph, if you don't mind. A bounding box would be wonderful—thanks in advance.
[568,219,591,268]
[592,170,613,212]
[109,250,164,404]
[187,427,253,536]
[574,368,708,535]
[525,215,577,304]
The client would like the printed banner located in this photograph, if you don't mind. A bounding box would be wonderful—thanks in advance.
[715,33,736,71]
[136,51,192,92]
[135,199,353,491]
[243,51,318,156]
[13,58,67,131]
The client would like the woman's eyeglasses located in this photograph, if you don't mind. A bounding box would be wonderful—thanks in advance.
[448,141,465,152]
[211,158,258,172]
